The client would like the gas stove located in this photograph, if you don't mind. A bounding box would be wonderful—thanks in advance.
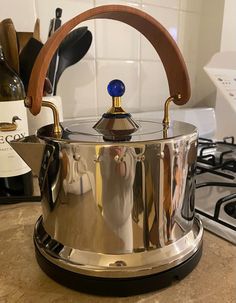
[195,137,236,244]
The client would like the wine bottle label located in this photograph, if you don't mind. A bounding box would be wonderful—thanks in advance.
[0,100,31,177]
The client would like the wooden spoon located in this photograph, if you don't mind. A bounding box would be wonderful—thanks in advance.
[0,18,19,73]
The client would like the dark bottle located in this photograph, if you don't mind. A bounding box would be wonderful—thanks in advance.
[0,45,33,198]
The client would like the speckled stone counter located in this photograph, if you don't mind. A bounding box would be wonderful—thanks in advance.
[0,203,235,303]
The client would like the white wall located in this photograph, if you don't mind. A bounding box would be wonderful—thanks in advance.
[0,0,36,31]
[0,0,225,119]
[193,0,225,108]
[214,0,236,139]
[220,0,236,51]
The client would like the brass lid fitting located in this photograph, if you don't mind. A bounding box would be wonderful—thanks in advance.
[41,100,62,135]
[93,79,139,141]
[162,94,182,127]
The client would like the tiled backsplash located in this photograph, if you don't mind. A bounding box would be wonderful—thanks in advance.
[0,0,224,119]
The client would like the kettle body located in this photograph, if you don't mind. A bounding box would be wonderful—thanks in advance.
[10,4,204,296]
[29,119,203,287]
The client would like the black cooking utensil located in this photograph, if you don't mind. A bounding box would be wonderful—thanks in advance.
[53,26,92,95]
[47,8,63,89]
[48,8,62,39]
[19,37,52,94]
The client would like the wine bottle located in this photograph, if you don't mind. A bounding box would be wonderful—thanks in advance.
[0,45,33,198]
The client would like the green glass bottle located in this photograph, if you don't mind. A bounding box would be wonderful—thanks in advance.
[0,45,33,198]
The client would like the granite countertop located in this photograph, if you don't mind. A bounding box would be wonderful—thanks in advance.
[0,203,235,303]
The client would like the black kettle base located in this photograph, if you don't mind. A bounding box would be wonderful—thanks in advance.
[34,243,202,297]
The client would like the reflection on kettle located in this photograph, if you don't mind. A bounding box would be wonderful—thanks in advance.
[181,141,197,221]
[172,146,188,213]
[61,146,95,197]
[163,143,188,243]
[99,146,137,253]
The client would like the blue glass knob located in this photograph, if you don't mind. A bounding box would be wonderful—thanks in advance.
[107,79,125,97]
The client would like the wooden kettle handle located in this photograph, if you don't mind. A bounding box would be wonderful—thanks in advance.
[27,4,190,115]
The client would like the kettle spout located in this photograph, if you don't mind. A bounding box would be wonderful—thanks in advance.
[10,135,55,179]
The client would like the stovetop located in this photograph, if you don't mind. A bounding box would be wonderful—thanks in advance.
[195,137,236,244]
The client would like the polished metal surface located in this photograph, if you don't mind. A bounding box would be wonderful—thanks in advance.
[11,118,202,277]
[37,119,197,143]
[39,132,198,253]
[93,115,140,141]
[34,216,203,278]
[93,90,140,141]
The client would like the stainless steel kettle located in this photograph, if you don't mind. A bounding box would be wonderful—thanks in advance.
[11,5,203,296]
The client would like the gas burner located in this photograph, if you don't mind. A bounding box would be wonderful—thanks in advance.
[195,136,236,245]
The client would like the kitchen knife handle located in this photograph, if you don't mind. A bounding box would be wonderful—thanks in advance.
[27,4,190,115]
